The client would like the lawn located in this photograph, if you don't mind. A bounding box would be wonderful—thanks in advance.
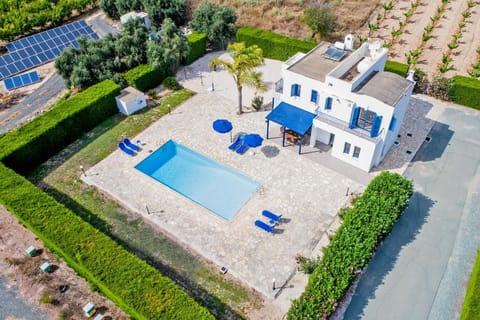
[28,89,259,319]
[461,250,480,320]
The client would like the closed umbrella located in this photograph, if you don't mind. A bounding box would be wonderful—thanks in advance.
[244,133,263,147]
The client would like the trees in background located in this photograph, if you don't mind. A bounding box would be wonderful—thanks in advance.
[55,18,188,89]
[303,2,338,40]
[189,1,236,49]
[99,0,187,26]
[147,18,189,75]
[209,42,266,114]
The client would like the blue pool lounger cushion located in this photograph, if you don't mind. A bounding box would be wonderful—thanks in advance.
[262,210,282,223]
[229,135,244,151]
[118,142,135,156]
[255,220,275,233]
[236,142,249,155]
[124,138,140,151]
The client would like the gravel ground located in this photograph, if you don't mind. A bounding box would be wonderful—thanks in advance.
[0,277,48,320]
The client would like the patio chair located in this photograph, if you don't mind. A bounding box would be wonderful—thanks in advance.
[262,210,282,224]
[236,142,249,154]
[229,135,244,151]
[124,138,141,151]
[255,220,275,233]
[118,142,135,156]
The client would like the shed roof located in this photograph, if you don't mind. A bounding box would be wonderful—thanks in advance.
[354,71,412,106]
[117,86,144,103]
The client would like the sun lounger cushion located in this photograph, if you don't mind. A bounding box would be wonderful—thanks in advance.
[118,142,135,156]
[262,210,282,222]
[255,220,275,232]
[229,135,244,151]
[124,138,141,151]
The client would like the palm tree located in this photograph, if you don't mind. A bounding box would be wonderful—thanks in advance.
[209,42,267,114]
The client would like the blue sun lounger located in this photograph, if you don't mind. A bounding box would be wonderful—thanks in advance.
[236,142,249,154]
[255,220,275,233]
[124,138,140,151]
[262,210,282,223]
[229,135,244,151]
[118,142,135,156]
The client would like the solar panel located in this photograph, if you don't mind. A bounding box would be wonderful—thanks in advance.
[3,71,41,90]
[0,20,98,80]
[323,47,346,62]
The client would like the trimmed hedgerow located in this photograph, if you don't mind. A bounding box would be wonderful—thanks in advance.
[0,163,213,320]
[236,27,316,61]
[124,64,166,92]
[449,75,480,110]
[288,172,413,319]
[185,33,207,65]
[384,60,409,77]
[0,80,121,173]
[461,251,480,320]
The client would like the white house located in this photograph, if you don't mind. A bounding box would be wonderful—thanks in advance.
[266,36,414,172]
[120,11,151,30]
[115,86,147,116]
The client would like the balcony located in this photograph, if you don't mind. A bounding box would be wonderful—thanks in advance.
[314,112,382,143]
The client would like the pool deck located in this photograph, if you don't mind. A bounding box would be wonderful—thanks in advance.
[84,52,436,313]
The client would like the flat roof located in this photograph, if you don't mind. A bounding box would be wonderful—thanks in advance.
[287,42,347,82]
[355,71,412,106]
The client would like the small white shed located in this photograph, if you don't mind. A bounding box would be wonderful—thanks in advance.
[115,86,147,116]
[120,11,151,30]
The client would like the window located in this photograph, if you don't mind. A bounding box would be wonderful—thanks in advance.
[290,83,301,97]
[325,96,332,110]
[353,146,361,158]
[389,116,397,131]
[310,90,318,104]
[343,142,351,154]
[356,108,376,131]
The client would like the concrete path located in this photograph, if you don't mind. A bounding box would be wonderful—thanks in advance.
[344,103,480,319]
[0,277,48,320]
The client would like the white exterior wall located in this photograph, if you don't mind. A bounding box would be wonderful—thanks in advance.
[115,94,146,116]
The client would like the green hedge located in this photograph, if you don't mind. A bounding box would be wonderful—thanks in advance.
[236,27,316,61]
[0,163,213,320]
[449,75,480,110]
[124,64,166,92]
[185,33,207,65]
[384,60,409,77]
[461,251,480,320]
[288,172,413,319]
[0,80,121,173]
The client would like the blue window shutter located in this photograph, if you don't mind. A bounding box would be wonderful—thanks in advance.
[350,107,360,128]
[290,84,296,96]
[389,116,397,131]
[325,97,332,110]
[296,84,301,96]
[370,115,383,137]
[311,90,318,103]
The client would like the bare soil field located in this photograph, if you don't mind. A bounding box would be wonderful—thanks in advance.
[188,0,381,40]
[0,206,127,320]
[361,0,480,78]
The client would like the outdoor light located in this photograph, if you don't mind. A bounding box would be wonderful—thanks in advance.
[79,165,86,177]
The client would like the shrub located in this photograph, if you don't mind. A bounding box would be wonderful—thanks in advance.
[251,95,264,111]
[384,60,409,77]
[0,80,121,173]
[303,3,338,40]
[124,64,166,92]
[0,163,213,319]
[185,33,207,65]
[288,172,413,319]
[162,77,182,90]
[236,27,316,61]
[449,75,480,110]
[431,76,451,101]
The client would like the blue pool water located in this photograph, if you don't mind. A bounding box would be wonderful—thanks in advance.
[135,140,260,220]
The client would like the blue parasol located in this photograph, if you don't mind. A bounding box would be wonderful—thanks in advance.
[212,119,233,133]
[244,133,263,147]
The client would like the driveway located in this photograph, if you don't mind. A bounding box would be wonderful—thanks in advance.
[0,277,48,320]
[344,102,480,319]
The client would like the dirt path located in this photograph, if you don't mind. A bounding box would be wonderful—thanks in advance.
[0,206,127,320]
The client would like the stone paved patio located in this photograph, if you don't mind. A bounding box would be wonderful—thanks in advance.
[83,52,439,311]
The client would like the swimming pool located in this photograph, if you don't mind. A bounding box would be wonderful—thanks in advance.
[135,140,260,220]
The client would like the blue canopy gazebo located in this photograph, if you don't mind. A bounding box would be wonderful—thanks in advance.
[265,102,316,154]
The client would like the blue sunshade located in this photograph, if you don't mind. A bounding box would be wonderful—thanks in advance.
[266,102,316,135]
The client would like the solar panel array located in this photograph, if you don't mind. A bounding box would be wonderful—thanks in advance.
[4,71,40,90]
[0,20,99,81]
[323,47,347,62]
